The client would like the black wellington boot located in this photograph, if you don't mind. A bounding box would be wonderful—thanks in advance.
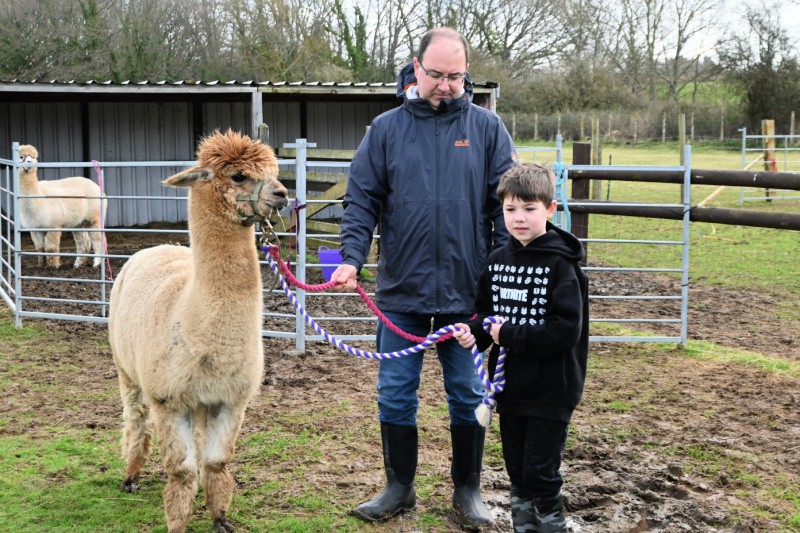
[510,485,538,532]
[352,422,417,522]
[451,424,492,529]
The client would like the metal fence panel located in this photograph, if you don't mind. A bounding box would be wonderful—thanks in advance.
[0,139,690,352]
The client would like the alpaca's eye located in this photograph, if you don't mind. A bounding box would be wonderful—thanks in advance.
[232,173,247,183]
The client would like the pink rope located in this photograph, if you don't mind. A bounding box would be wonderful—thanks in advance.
[92,161,113,280]
[264,245,454,344]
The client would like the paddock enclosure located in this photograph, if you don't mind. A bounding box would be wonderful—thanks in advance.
[2,138,799,356]
[1,137,799,532]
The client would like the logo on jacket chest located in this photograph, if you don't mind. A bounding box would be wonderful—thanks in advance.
[455,139,470,147]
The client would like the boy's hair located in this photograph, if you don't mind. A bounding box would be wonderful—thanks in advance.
[497,162,556,205]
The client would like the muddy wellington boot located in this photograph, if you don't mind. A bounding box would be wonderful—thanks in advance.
[534,493,567,533]
[352,422,417,522]
[510,485,538,532]
[451,425,492,529]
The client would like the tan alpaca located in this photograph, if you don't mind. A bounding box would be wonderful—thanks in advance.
[17,145,107,268]
[108,130,288,533]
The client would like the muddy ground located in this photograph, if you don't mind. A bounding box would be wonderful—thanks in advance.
[2,234,799,532]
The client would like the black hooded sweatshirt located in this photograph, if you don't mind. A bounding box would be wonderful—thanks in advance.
[466,221,589,423]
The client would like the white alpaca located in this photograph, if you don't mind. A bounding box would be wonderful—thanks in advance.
[17,145,107,268]
[108,130,288,533]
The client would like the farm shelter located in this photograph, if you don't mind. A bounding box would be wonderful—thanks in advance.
[0,78,500,226]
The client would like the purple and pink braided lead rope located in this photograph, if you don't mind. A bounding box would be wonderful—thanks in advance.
[262,244,506,427]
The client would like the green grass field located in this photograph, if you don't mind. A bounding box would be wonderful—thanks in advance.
[515,140,800,309]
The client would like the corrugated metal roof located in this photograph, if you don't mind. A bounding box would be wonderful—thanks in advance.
[0,78,499,89]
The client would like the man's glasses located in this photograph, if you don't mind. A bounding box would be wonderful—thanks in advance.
[419,62,466,85]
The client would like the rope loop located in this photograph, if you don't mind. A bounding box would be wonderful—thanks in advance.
[471,316,507,427]
[262,245,503,427]
[262,245,453,343]
[262,248,460,359]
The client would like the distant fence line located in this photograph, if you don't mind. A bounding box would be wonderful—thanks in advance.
[500,107,799,143]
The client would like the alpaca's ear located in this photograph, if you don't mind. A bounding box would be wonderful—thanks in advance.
[163,167,214,188]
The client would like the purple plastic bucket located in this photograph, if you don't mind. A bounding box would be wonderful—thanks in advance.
[318,246,343,281]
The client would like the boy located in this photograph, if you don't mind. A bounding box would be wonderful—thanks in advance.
[454,162,589,533]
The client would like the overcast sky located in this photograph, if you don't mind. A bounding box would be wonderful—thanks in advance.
[681,0,799,61]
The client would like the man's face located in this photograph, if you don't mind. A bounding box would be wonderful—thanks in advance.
[413,37,468,110]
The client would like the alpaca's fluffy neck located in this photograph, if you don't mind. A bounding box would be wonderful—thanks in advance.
[186,186,262,307]
[18,168,42,195]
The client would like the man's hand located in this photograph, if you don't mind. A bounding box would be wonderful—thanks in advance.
[329,264,358,291]
[453,323,475,349]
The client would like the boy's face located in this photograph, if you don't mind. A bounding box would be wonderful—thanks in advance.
[503,196,557,246]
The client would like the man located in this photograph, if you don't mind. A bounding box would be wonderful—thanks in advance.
[330,27,518,527]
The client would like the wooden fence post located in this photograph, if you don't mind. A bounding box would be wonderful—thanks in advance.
[572,143,591,265]
[258,123,269,147]
[634,112,639,142]
[791,111,796,144]
[591,118,602,199]
[662,112,667,143]
[512,113,517,142]
[679,113,687,200]
[720,107,725,141]
[762,119,776,202]
[534,113,539,140]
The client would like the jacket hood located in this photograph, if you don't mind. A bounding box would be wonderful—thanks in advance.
[509,221,585,262]
[395,61,474,105]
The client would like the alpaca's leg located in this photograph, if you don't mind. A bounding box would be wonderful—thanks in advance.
[72,231,89,268]
[44,230,62,268]
[30,231,45,266]
[117,370,153,493]
[88,226,104,267]
[200,404,246,533]
[157,408,199,533]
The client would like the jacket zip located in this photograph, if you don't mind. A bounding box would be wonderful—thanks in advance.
[435,115,441,313]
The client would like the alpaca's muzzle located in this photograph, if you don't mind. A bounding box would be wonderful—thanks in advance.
[236,179,288,226]
[19,155,36,173]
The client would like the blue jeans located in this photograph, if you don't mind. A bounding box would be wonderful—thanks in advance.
[376,312,485,426]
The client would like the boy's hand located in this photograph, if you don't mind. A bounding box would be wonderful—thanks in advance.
[453,323,475,349]
[489,317,506,345]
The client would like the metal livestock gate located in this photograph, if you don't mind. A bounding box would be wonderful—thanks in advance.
[0,140,691,351]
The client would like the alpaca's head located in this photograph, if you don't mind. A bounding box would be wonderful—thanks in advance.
[163,129,289,226]
[18,145,38,174]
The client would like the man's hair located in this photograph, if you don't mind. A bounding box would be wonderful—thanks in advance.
[418,27,470,65]
[497,163,556,205]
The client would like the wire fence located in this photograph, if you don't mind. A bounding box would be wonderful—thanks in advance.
[500,105,770,142]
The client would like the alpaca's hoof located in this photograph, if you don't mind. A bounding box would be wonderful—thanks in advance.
[119,477,140,493]
[212,517,235,532]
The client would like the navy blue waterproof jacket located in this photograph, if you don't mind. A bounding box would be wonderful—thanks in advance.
[340,62,518,314]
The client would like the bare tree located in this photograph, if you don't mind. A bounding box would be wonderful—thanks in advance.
[602,0,666,101]
[227,0,337,81]
[716,1,800,129]
[657,0,721,102]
